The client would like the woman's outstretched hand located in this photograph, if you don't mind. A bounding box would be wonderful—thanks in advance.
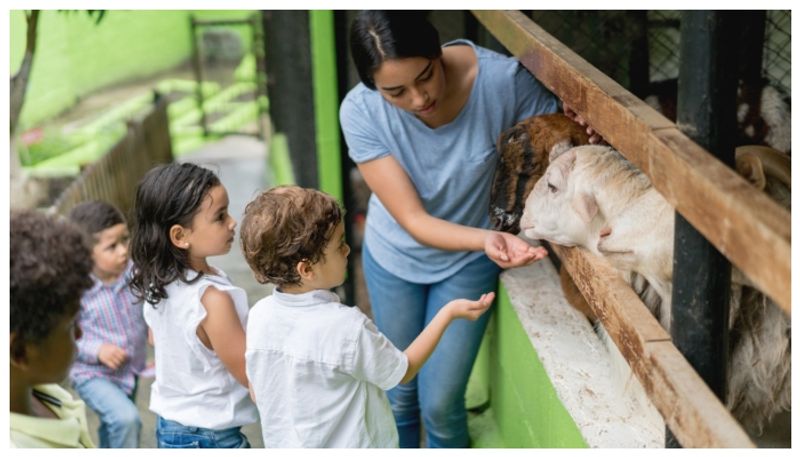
[484,231,548,269]
[563,103,605,144]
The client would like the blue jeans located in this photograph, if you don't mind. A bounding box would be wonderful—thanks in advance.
[73,377,141,448]
[156,416,250,448]
[362,245,499,448]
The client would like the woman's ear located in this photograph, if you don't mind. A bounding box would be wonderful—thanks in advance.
[169,224,191,250]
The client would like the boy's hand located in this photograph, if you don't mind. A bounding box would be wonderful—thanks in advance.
[446,292,495,321]
[98,343,128,370]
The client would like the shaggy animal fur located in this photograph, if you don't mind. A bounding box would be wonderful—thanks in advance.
[490,113,590,233]
[644,78,791,154]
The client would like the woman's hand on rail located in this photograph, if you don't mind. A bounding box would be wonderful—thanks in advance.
[563,103,605,144]
[484,231,548,269]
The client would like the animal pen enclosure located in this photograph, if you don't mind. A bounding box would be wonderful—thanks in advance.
[473,10,789,448]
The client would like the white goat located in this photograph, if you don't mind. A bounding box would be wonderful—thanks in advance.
[519,144,790,437]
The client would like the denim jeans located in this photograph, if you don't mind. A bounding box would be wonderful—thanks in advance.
[73,376,141,448]
[156,416,250,448]
[362,245,499,448]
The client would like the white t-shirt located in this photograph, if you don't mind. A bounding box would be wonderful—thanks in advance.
[143,268,258,429]
[246,288,408,448]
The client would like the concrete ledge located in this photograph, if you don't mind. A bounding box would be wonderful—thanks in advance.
[500,257,664,447]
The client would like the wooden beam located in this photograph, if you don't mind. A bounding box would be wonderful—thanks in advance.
[554,244,754,448]
[472,10,790,316]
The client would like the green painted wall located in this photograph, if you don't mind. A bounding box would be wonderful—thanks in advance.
[10,10,254,129]
[486,285,587,447]
[309,10,343,202]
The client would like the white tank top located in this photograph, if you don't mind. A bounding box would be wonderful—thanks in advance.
[143,268,258,429]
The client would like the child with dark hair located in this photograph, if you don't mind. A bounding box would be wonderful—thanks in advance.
[67,200,147,448]
[130,162,257,448]
[240,186,494,448]
[10,210,95,448]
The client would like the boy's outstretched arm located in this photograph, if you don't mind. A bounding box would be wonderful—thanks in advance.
[400,292,495,384]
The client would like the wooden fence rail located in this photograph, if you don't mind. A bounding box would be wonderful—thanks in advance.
[50,95,173,217]
[471,10,776,447]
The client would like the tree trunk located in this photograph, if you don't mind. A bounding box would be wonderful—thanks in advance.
[10,10,39,137]
[10,10,47,209]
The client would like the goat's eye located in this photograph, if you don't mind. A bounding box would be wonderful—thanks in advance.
[548,182,557,193]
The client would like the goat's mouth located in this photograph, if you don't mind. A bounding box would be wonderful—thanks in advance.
[522,229,574,247]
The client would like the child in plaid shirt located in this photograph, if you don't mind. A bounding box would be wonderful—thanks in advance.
[68,201,148,448]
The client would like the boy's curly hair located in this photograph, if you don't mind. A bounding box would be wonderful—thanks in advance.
[240,186,343,287]
[10,210,94,357]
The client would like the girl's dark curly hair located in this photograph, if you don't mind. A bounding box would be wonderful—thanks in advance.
[240,186,343,287]
[10,210,94,359]
[349,11,442,90]
[129,162,220,305]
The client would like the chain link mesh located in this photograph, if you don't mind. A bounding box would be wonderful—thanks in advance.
[531,11,790,94]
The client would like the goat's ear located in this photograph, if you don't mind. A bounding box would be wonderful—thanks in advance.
[736,153,767,190]
[551,147,577,173]
[571,192,598,223]
[549,140,573,162]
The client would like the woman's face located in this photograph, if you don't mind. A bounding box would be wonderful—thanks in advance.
[372,56,446,120]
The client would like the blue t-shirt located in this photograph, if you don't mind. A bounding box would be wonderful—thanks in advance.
[339,39,558,282]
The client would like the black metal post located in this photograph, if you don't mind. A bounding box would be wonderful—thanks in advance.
[628,10,651,98]
[262,10,318,188]
[736,11,767,87]
[667,10,738,447]
[334,10,356,306]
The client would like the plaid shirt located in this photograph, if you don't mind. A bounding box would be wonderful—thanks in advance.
[69,263,148,395]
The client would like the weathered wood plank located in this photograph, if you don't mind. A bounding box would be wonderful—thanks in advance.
[472,10,790,315]
[553,244,754,448]
[645,342,754,448]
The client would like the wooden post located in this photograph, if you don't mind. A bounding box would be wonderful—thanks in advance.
[669,10,739,447]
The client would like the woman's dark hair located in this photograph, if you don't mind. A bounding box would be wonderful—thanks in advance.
[349,10,442,90]
[68,200,126,239]
[10,210,93,359]
[129,162,220,306]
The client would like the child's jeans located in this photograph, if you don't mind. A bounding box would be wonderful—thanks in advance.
[156,416,251,448]
[73,377,141,448]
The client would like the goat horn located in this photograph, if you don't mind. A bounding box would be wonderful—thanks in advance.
[736,145,791,190]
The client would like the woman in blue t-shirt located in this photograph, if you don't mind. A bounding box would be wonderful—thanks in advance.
[339,11,591,447]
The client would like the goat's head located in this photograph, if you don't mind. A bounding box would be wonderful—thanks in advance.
[519,145,608,250]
